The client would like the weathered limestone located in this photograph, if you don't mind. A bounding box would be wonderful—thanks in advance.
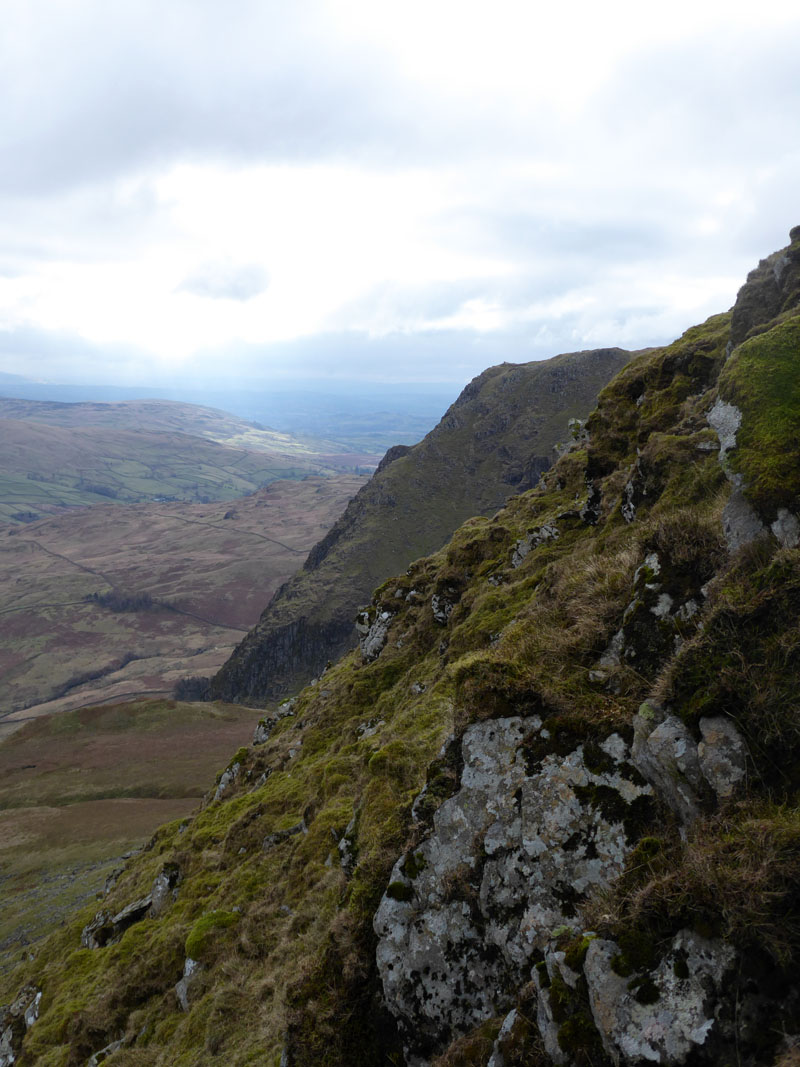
[356,609,394,660]
[374,717,652,1063]
[511,523,559,568]
[632,702,747,824]
[584,931,735,1065]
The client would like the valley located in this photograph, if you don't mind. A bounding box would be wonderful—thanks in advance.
[0,698,264,975]
[0,474,365,730]
[0,398,377,525]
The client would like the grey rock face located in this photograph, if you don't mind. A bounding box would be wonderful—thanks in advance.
[253,700,295,745]
[580,481,602,525]
[374,717,652,1063]
[87,1038,124,1065]
[708,398,768,551]
[511,523,559,567]
[0,985,41,1067]
[621,478,637,523]
[431,592,457,625]
[707,399,742,463]
[585,931,735,1065]
[721,489,766,552]
[337,814,358,873]
[81,896,153,950]
[150,863,181,918]
[486,1008,519,1067]
[632,703,747,824]
[357,610,393,660]
[697,717,747,799]
[175,958,203,1013]
[213,762,241,802]
[632,705,705,824]
[263,820,307,852]
[533,953,570,1066]
[772,507,800,548]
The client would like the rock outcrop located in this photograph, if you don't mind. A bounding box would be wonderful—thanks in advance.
[374,720,652,1063]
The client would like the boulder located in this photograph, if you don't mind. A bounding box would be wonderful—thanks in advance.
[584,931,735,1065]
[175,958,203,1012]
[374,717,652,1063]
[81,896,153,949]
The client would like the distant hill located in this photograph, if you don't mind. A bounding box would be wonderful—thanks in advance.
[0,380,458,452]
[212,346,633,703]
[0,400,378,524]
[0,396,353,456]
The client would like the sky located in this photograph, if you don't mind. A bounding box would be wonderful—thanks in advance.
[1,0,799,394]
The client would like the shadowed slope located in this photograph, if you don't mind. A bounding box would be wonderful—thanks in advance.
[211,347,632,704]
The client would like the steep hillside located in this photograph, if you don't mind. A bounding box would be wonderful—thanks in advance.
[0,699,264,977]
[3,228,800,1067]
[212,347,632,703]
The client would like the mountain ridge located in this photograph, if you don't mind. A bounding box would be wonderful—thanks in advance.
[2,227,800,1066]
[211,346,633,704]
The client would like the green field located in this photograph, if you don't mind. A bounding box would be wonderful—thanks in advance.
[0,699,263,975]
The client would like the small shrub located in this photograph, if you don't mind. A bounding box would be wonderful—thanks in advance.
[173,676,211,701]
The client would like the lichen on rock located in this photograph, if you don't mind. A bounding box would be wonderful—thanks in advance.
[374,717,652,1062]
[584,931,735,1065]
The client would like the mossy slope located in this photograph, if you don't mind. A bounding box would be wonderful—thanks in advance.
[211,347,633,704]
[4,229,800,1066]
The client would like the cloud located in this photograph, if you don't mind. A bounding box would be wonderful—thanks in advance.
[0,324,159,385]
[0,1,799,394]
[177,262,269,301]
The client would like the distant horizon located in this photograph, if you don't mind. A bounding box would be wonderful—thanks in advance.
[2,2,798,395]
[0,367,466,444]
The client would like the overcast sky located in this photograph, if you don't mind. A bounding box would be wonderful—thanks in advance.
[1,0,799,392]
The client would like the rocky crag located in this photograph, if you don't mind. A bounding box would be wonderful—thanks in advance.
[3,228,800,1067]
[211,347,633,704]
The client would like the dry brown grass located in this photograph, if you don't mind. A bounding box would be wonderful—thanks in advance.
[590,805,800,966]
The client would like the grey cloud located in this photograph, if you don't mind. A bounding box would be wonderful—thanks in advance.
[591,30,800,176]
[178,262,269,301]
[0,325,157,383]
[430,209,675,266]
[0,0,431,195]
